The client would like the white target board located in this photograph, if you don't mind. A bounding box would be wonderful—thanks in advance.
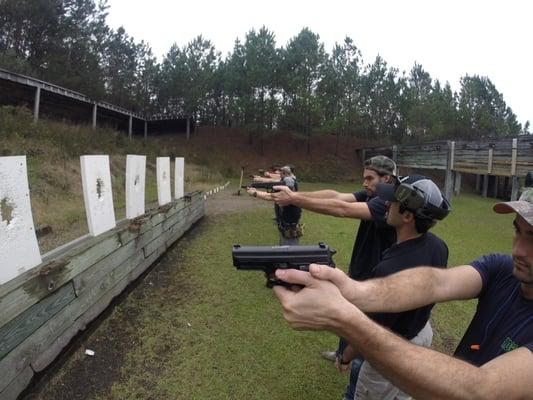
[80,155,116,236]
[0,156,42,284]
[157,157,171,206]
[125,155,146,219]
[174,157,184,199]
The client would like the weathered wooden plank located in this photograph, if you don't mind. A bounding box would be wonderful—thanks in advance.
[117,215,153,246]
[0,283,75,359]
[31,250,145,372]
[143,229,168,258]
[453,172,462,196]
[1,249,145,385]
[511,176,520,201]
[0,194,205,394]
[162,208,188,231]
[0,233,121,330]
[129,243,166,283]
[0,366,33,400]
[73,240,137,295]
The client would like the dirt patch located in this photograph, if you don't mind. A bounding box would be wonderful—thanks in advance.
[205,184,271,216]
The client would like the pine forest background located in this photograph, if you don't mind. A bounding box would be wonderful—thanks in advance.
[1,0,530,153]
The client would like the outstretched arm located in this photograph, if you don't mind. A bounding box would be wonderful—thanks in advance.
[297,189,357,202]
[273,270,533,400]
[252,175,280,183]
[272,186,371,220]
[246,187,274,201]
[305,263,483,313]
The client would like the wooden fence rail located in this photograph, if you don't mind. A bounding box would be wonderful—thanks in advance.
[359,136,533,201]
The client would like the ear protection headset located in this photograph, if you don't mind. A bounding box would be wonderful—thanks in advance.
[394,183,451,220]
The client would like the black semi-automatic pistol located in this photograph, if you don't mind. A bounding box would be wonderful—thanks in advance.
[232,243,336,288]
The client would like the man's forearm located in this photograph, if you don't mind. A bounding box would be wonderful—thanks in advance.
[290,194,370,219]
[351,267,441,312]
[350,266,481,313]
[334,307,508,400]
[299,190,357,203]
[298,190,341,199]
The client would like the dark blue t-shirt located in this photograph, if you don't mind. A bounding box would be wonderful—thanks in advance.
[454,254,533,365]
[347,191,396,280]
[368,232,449,339]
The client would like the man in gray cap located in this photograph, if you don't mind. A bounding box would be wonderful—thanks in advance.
[273,155,397,280]
[272,188,533,399]
[272,155,397,400]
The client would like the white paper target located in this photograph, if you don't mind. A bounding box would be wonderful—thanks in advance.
[80,155,116,236]
[0,156,42,284]
[174,157,184,199]
[126,155,146,219]
[157,157,171,206]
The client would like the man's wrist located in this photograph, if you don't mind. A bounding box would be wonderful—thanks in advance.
[337,353,350,365]
[330,301,363,337]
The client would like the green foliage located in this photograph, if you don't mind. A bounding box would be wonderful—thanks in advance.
[0,2,524,145]
[458,75,521,139]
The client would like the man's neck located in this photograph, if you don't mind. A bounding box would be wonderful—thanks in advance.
[521,283,533,300]
[396,224,423,244]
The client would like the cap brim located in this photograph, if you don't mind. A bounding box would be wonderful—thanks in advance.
[494,201,526,214]
[494,201,533,225]
[376,183,396,202]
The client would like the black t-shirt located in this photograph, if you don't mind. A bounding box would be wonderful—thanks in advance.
[368,232,449,340]
[280,176,301,225]
[348,191,396,280]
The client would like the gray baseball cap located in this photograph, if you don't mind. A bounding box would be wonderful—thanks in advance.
[364,155,396,176]
[493,188,533,226]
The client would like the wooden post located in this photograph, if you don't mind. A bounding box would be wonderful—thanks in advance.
[482,175,489,198]
[186,118,191,140]
[493,176,499,198]
[510,138,518,200]
[128,115,133,140]
[454,172,462,196]
[144,120,148,140]
[511,176,520,201]
[444,141,455,200]
[511,138,518,176]
[92,103,97,130]
[33,87,41,122]
[475,175,482,193]
[488,147,493,174]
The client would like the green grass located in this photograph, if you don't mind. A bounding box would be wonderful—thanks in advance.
[89,182,514,399]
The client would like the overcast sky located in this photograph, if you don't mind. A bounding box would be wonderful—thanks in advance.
[106,0,532,127]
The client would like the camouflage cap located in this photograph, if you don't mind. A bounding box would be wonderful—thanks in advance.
[493,188,533,226]
[364,155,396,176]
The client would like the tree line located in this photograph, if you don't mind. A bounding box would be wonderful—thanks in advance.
[1,0,529,150]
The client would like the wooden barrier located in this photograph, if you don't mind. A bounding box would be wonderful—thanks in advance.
[0,192,204,399]
[360,136,533,201]
[0,154,225,399]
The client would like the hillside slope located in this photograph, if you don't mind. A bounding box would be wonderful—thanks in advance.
[0,106,366,252]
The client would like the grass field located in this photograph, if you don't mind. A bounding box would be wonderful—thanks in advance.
[34,181,514,400]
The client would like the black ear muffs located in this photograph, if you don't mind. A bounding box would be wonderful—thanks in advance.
[394,183,450,221]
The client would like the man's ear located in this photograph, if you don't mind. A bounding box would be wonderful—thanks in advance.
[381,175,393,183]
[402,209,415,224]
